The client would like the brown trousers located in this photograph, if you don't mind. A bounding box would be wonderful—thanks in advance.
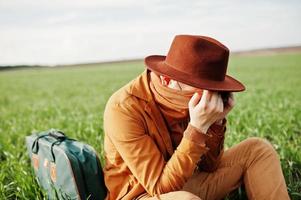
[139,137,290,200]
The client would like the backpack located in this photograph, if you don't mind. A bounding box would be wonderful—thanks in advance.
[25,129,107,200]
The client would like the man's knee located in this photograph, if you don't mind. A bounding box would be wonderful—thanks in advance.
[244,137,278,158]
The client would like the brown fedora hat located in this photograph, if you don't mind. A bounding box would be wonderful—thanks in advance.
[144,35,245,92]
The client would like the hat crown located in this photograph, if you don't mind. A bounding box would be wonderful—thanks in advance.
[165,35,229,81]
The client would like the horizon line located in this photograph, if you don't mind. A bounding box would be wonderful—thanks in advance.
[1,44,301,68]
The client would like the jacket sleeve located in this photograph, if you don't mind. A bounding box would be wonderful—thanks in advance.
[104,101,210,196]
[197,118,227,172]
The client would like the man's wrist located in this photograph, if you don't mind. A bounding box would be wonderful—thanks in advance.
[189,122,209,134]
[184,123,212,147]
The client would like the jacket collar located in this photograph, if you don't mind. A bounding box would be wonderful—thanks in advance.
[128,69,152,102]
[127,69,174,157]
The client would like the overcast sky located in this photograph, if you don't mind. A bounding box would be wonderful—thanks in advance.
[0,0,300,66]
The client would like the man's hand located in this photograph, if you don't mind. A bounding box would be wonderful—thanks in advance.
[188,90,235,133]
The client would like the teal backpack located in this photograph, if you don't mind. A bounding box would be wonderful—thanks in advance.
[25,129,107,200]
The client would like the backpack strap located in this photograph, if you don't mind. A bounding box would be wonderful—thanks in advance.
[31,129,69,155]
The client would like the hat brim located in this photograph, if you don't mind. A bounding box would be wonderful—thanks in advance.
[145,55,245,92]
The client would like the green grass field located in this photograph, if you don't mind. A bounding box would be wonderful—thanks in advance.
[0,53,300,199]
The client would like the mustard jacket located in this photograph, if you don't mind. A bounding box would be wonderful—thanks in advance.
[103,70,226,200]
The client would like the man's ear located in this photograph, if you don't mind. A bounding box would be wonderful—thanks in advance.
[159,75,171,86]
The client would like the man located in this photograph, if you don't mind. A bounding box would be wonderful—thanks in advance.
[103,35,290,199]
